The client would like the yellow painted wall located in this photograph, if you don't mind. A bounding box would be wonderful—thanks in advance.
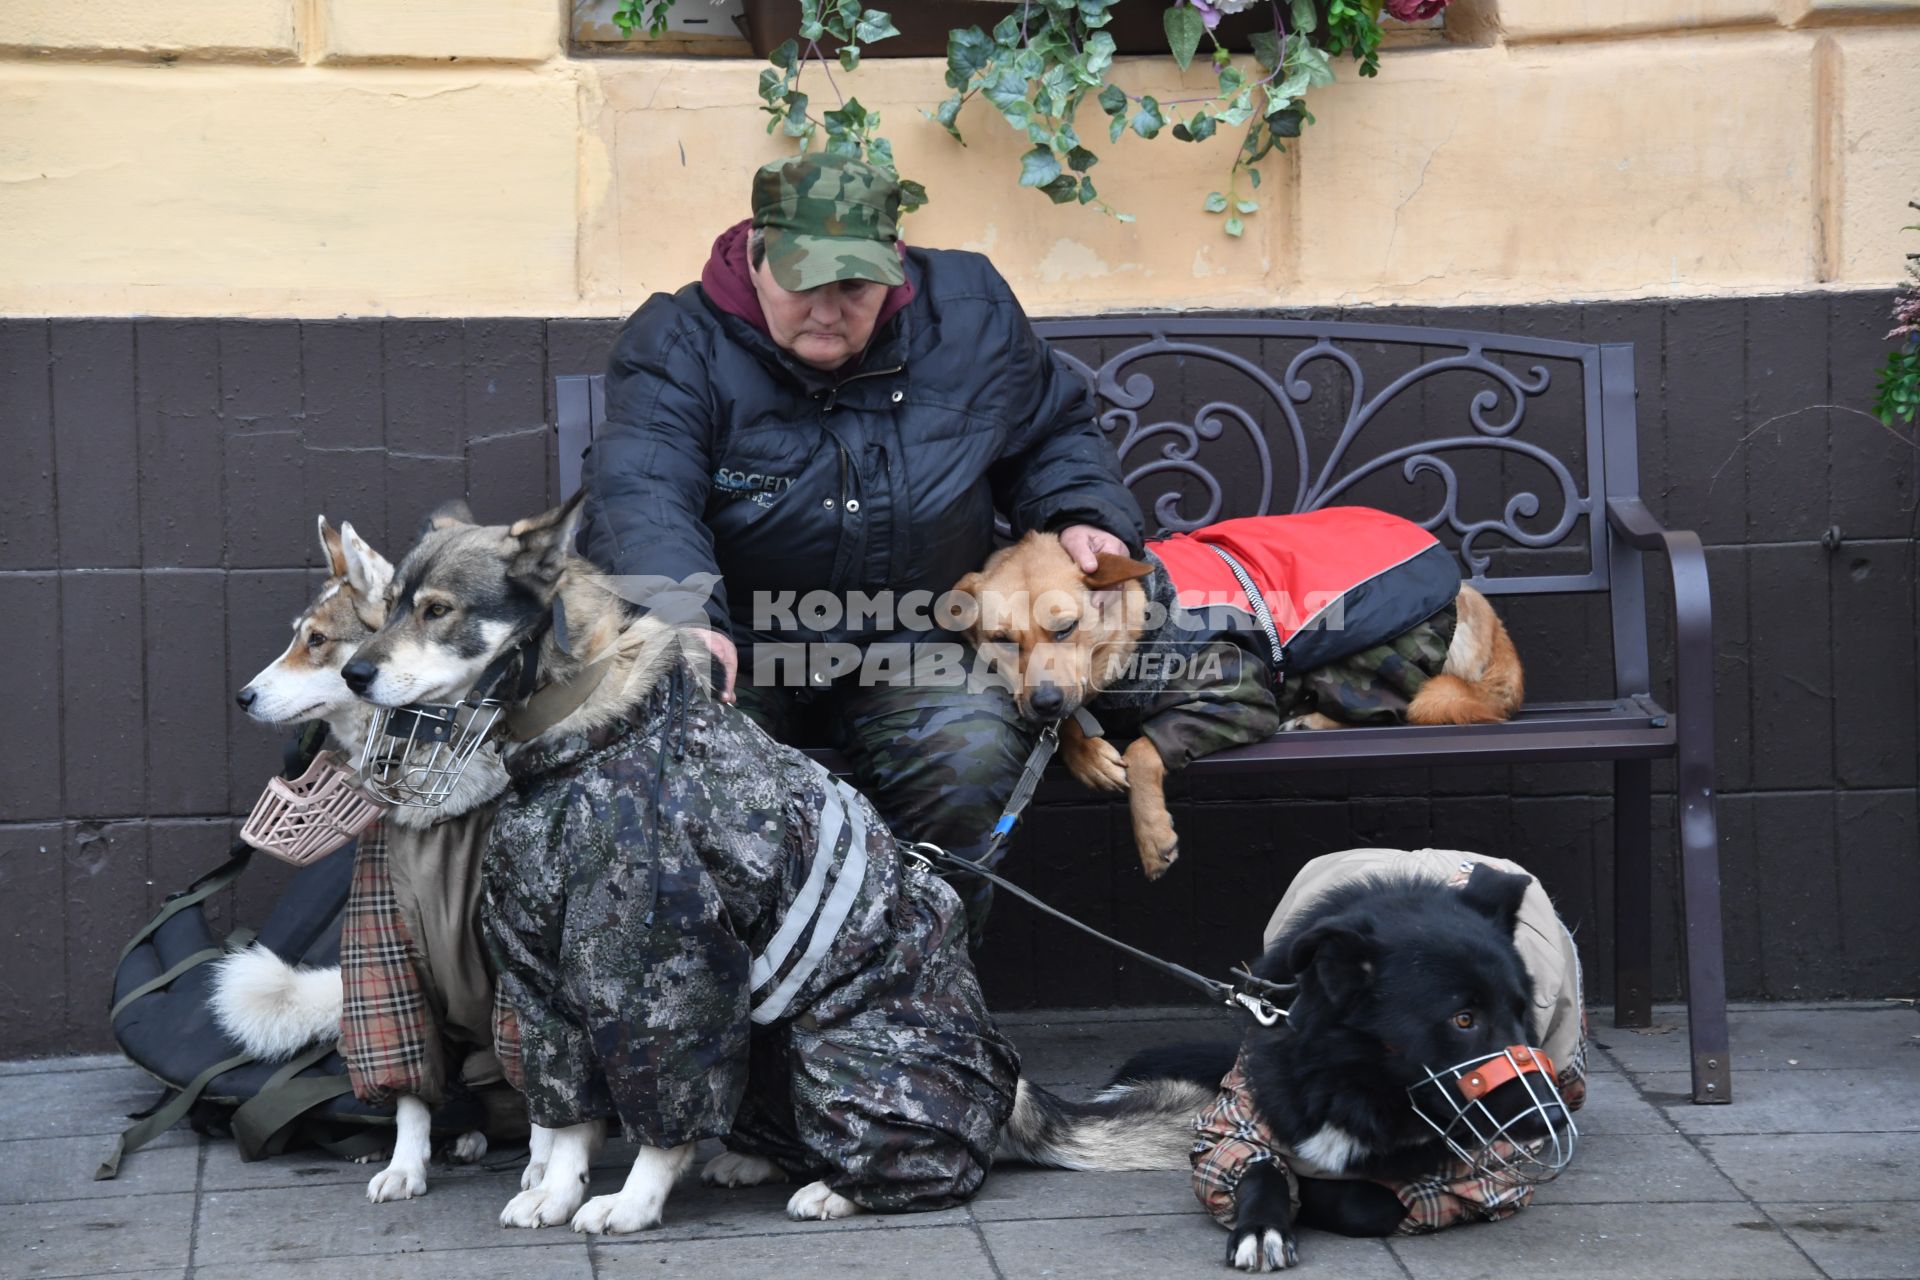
[1,1,1916,317]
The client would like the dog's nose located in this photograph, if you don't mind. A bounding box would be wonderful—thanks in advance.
[341,659,378,696]
[234,687,257,711]
[1030,684,1064,716]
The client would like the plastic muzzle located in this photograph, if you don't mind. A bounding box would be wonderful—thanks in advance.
[240,750,386,865]
[1408,1045,1577,1187]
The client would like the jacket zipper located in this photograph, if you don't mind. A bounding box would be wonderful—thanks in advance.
[819,364,901,510]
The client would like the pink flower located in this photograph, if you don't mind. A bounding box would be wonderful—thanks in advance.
[1386,0,1452,20]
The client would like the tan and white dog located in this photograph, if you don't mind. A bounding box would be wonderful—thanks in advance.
[220,515,507,1203]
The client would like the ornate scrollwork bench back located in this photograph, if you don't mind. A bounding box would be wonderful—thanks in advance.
[1033,317,1603,597]
[551,314,1731,1109]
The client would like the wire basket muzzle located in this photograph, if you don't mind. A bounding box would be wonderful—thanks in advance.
[357,698,506,808]
[1407,1044,1578,1187]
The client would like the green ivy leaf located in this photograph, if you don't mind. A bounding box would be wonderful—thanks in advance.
[929,93,965,141]
[1235,198,1259,213]
[1084,30,1117,79]
[1042,173,1080,204]
[855,8,898,42]
[1204,191,1229,213]
[1249,167,1263,188]
[1187,111,1217,142]
[1080,0,1115,28]
[1019,145,1064,188]
[945,26,994,90]
[1116,211,1137,223]
[1066,145,1099,173]
[1098,83,1128,116]
[1079,175,1098,204]
[838,45,861,72]
[993,12,1024,46]
[1164,3,1205,73]
[1225,215,1245,237]
[898,178,929,211]
[1130,95,1166,139]
[769,37,800,73]
[797,0,824,40]
[1291,0,1319,34]
[1270,105,1305,137]
[1249,29,1282,72]
[1109,111,1128,143]
[782,91,812,137]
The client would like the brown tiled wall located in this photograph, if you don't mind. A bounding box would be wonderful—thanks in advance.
[1,296,1915,1056]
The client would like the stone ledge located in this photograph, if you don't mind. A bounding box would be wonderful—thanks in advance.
[0,0,298,62]
[317,0,561,65]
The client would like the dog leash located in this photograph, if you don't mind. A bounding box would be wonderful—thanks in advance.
[909,839,1294,1025]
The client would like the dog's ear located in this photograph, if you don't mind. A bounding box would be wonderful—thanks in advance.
[317,516,349,579]
[1288,914,1379,1005]
[1084,552,1153,590]
[422,499,475,536]
[1457,863,1531,936]
[337,522,394,604]
[507,491,587,596]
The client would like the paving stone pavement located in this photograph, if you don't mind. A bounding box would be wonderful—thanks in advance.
[2,1002,1916,1280]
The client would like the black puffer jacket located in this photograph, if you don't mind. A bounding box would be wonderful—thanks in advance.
[579,246,1143,647]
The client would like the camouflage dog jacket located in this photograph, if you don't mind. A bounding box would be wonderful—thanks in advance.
[483,665,1020,1212]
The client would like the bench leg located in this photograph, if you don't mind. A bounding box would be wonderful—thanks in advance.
[1675,768,1733,1104]
[1612,759,1654,1029]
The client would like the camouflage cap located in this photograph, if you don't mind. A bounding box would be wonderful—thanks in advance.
[751,152,905,292]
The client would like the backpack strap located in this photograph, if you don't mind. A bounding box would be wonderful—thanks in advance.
[232,1041,354,1161]
[95,1050,255,1180]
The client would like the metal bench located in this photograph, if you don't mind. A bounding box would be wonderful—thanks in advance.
[553,316,1732,1105]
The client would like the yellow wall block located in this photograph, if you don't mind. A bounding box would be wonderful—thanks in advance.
[319,0,562,64]
[1483,0,1780,40]
[1293,37,1821,304]
[1832,27,1920,285]
[580,57,1292,318]
[0,0,297,61]
[0,67,580,316]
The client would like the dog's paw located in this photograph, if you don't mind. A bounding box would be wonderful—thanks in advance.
[1228,1225,1298,1272]
[366,1160,427,1203]
[448,1131,488,1165]
[702,1151,788,1189]
[500,1185,584,1229]
[519,1161,546,1191]
[1278,713,1341,732]
[1064,733,1129,793]
[1137,830,1180,881]
[785,1179,863,1222]
[571,1191,665,1235]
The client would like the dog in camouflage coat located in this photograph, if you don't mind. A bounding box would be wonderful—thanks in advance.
[340,494,1020,1235]
[954,509,1524,878]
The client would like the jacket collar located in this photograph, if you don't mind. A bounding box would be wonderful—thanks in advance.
[504,671,681,787]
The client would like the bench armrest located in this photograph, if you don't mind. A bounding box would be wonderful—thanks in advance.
[1606,497,1717,830]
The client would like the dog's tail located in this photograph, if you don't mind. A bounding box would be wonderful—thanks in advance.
[994,1076,1216,1171]
[1409,585,1524,726]
[210,945,343,1060]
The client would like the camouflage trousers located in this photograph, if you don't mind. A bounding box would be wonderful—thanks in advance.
[1278,603,1458,726]
[1107,605,1460,772]
[736,642,1034,942]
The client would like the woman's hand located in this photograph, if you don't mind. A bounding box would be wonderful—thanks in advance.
[1057,523,1129,574]
[694,629,738,704]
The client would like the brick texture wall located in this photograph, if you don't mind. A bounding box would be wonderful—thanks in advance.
[1,292,1915,1055]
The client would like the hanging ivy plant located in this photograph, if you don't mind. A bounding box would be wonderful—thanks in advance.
[1874,202,1920,429]
[630,0,1448,234]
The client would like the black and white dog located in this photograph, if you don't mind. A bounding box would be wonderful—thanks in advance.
[997,851,1583,1271]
